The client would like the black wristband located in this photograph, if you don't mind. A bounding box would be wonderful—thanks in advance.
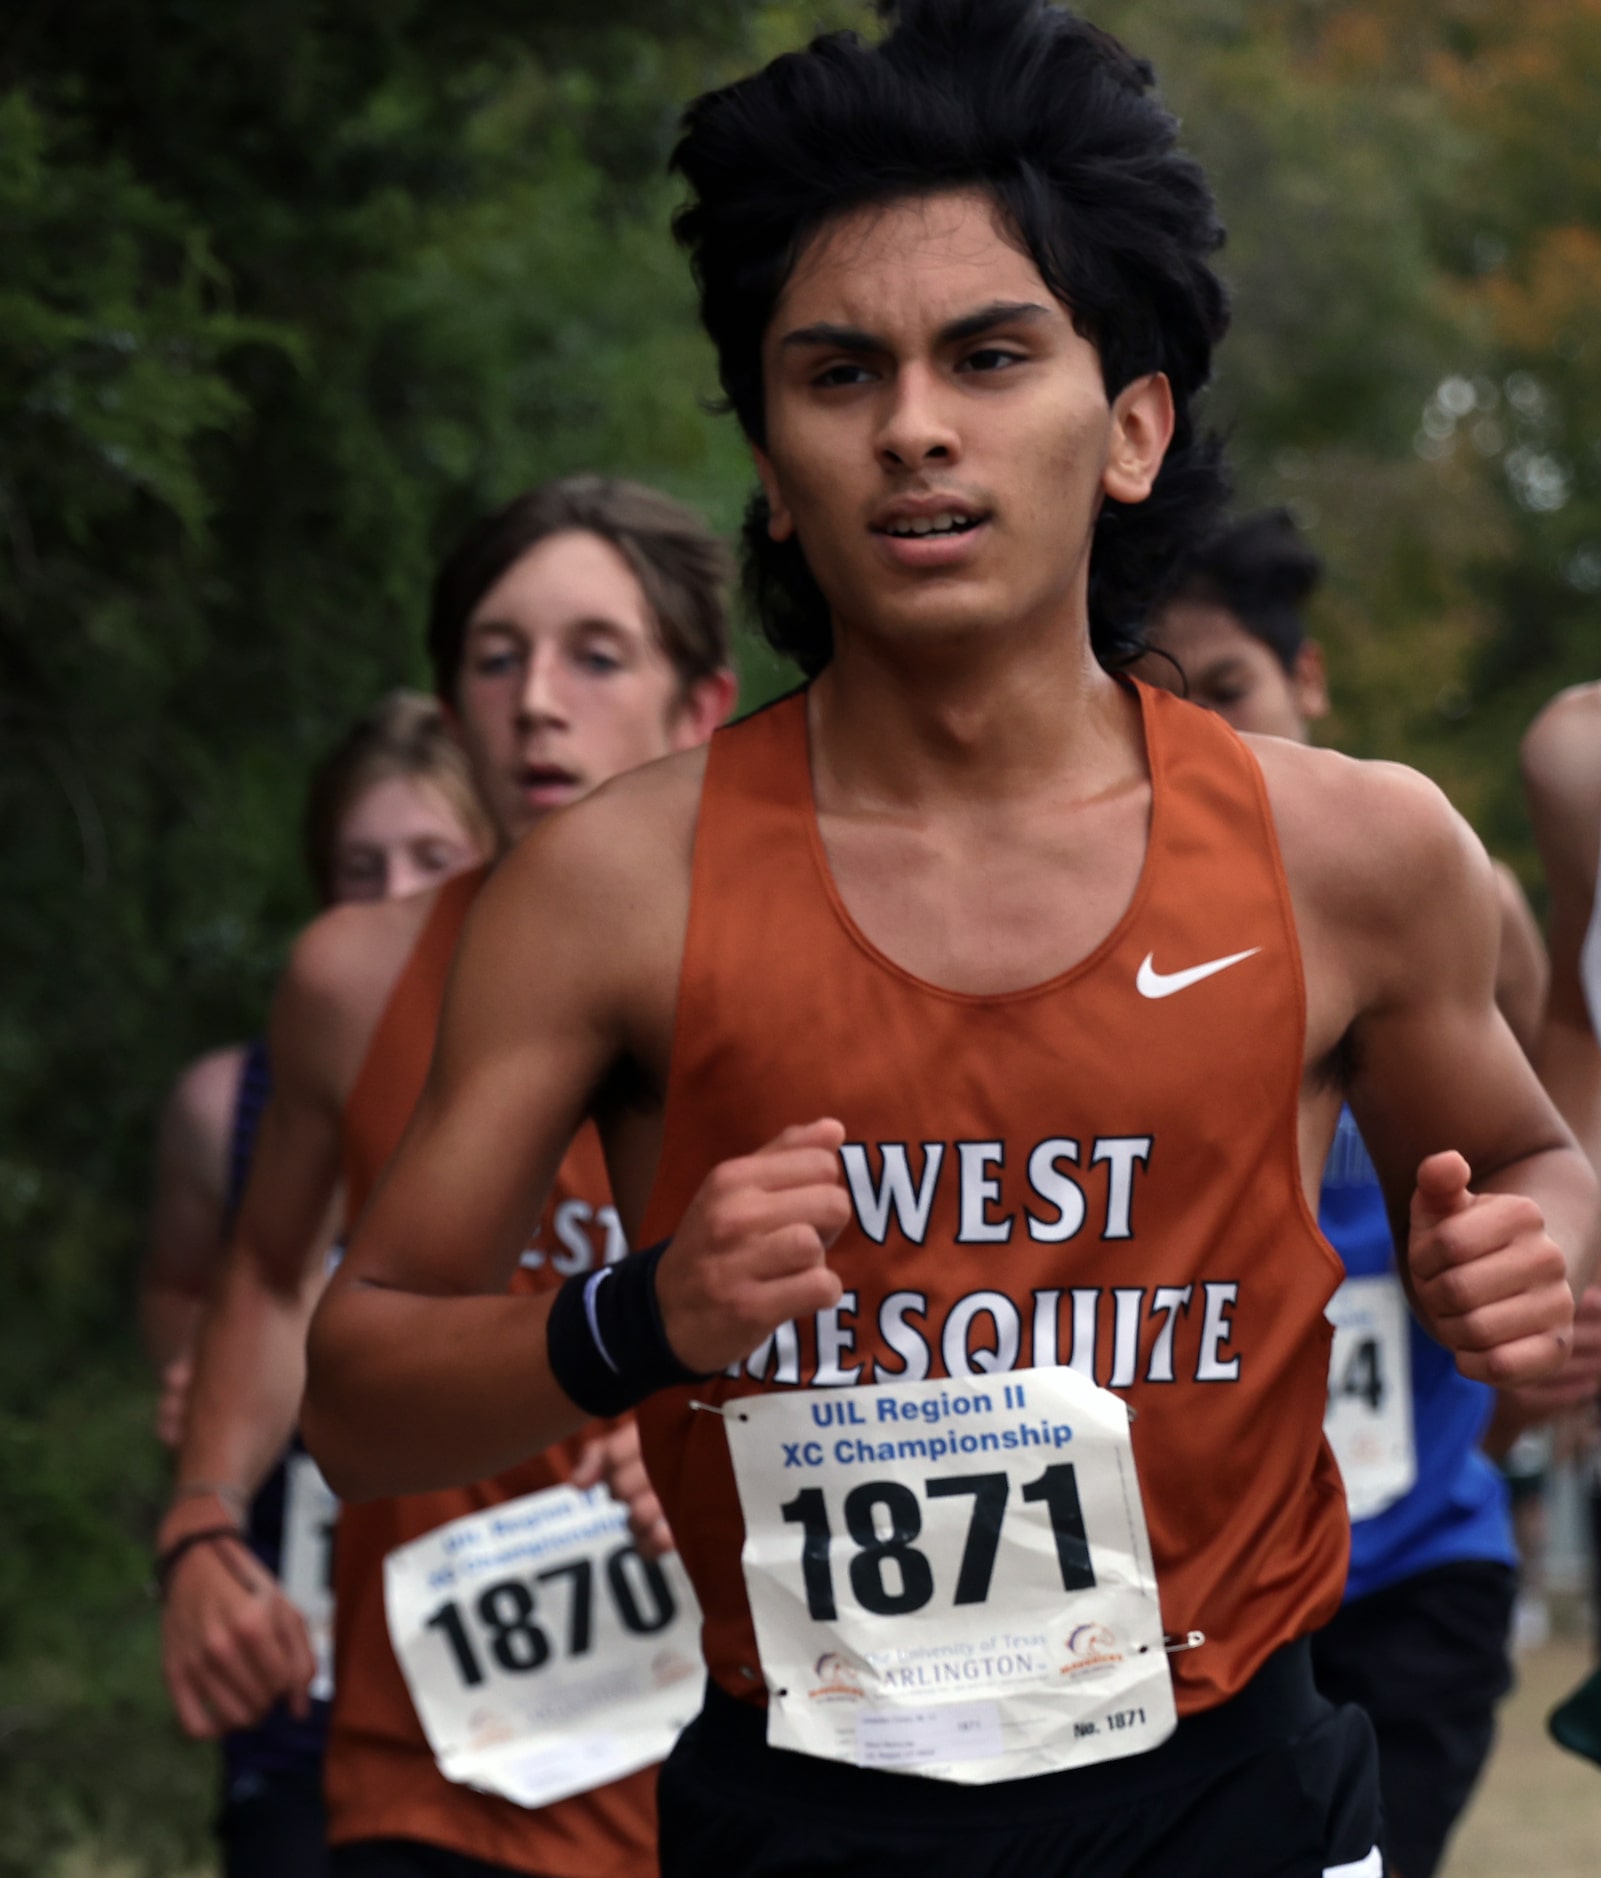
[546,1239,712,1417]
[153,1524,247,1599]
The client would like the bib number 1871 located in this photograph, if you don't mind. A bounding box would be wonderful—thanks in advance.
[780,1462,1094,1621]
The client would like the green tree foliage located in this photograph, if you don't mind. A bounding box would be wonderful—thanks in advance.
[0,5,755,1869]
[3,3,1599,1869]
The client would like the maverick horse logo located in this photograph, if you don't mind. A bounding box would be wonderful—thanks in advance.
[1061,1623,1124,1679]
[809,1653,866,1701]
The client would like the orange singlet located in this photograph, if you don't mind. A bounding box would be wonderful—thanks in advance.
[327,867,656,1876]
[637,682,1348,1719]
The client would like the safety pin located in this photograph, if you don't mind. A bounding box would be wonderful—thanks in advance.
[689,1399,750,1422]
[1137,1630,1206,1655]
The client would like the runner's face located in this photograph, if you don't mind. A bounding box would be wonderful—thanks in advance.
[450,529,697,847]
[330,775,485,903]
[754,188,1172,660]
[1141,599,1327,744]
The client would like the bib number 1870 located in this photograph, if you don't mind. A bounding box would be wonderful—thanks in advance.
[423,1543,676,1689]
[781,1462,1094,1621]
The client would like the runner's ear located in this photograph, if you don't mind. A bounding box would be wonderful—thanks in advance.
[1291,642,1329,725]
[1101,373,1174,508]
[750,444,795,542]
[671,670,739,751]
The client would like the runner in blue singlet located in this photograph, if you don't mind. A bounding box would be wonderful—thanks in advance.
[141,693,490,1877]
[1142,510,1551,1878]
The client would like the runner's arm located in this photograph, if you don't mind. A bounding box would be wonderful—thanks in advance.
[304,812,637,1498]
[140,1048,243,1379]
[1485,688,1601,1442]
[1522,689,1601,1167]
[1337,768,1598,1377]
[305,774,848,1500]
[1490,860,1549,1060]
[158,929,351,1738]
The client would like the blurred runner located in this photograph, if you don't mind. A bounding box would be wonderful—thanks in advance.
[305,9,1595,1877]
[1522,680,1601,1761]
[142,691,490,1878]
[1142,510,1557,1877]
[154,477,733,1878]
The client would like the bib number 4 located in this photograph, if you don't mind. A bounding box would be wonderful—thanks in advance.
[1323,1275,1416,1521]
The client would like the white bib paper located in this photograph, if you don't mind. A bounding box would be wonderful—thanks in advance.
[280,1451,339,1701]
[724,1367,1176,1782]
[1324,1275,1416,1520]
[384,1484,703,1811]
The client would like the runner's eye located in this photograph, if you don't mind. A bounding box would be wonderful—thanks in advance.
[813,362,876,389]
[958,348,1025,374]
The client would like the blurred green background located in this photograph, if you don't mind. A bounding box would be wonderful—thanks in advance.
[2,2,1597,1871]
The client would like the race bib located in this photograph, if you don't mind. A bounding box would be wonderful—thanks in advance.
[1324,1275,1416,1520]
[384,1485,703,1810]
[724,1367,1177,1783]
[280,1451,338,1701]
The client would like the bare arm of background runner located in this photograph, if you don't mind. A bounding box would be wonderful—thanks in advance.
[1523,686,1601,1166]
[140,1046,246,1445]
[1484,686,1601,1443]
[157,924,350,1739]
[306,763,849,1500]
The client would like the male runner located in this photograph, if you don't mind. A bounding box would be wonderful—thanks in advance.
[306,7,1597,1875]
[1140,510,1580,1878]
[157,476,733,1877]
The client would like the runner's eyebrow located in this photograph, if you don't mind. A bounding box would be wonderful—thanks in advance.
[779,301,1053,354]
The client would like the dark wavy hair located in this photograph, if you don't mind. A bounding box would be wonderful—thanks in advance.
[1162,508,1324,672]
[671,0,1231,676]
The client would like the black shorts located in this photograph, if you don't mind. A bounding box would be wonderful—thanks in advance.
[659,1641,1382,1877]
[1310,1560,1515,1878]
[218,1766,329,1878]
[329,1842,526,1878]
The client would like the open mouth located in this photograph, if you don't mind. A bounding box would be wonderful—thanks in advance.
[521,765,579,793]
[876,510,989,539]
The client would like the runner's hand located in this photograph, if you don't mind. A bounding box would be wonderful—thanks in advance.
[1408,1150,1575,1387]
[572,1420,673,1560]
[155,1355,194,1449]
[656,1119,851,1376]
[1492,1285,1601,1436]
[160,1501,318,1740]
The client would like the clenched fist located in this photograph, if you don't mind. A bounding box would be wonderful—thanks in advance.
[1408,1150,1575,1387]
[656,1119,852,1376]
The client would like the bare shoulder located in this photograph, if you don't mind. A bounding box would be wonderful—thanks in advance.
[274,886,452,1097]
[160,1044,249,1179]
[450,745,709,1061]
[1522,681,1601,798]
[477,746,707,948]
[1247,735,1492,937]
[1522,684,1601,873]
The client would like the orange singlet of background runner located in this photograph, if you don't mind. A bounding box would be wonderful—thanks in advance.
[637,682,1349,1719]
[326,867,656,1876]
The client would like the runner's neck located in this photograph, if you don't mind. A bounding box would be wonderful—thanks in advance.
[813,632,1139,817]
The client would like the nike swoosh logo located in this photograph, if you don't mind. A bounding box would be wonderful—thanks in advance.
[1136,948,1261,999]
